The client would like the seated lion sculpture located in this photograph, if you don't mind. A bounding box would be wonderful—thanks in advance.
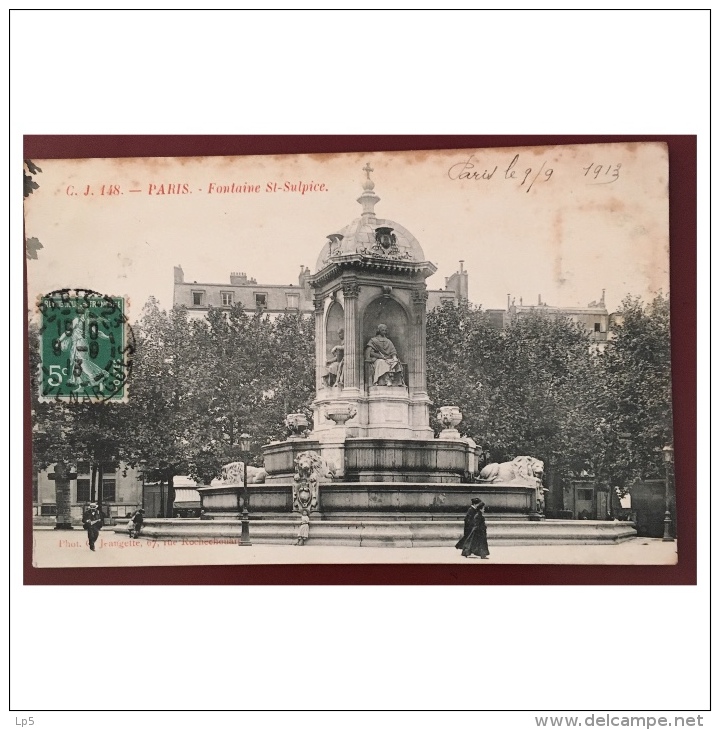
[294,451,336,483]
[221,461,267,485]
[478,456,544,486]
[292,451,336,513]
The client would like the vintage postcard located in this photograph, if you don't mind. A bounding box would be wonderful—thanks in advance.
[24,138,684,576]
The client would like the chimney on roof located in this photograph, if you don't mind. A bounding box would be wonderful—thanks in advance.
[174,265,184,284]
[446,261,469,300]
[230,271,249,285]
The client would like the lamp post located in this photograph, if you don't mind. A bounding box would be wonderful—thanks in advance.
[662,444,674,542]
[238,432,252,546]
[613,432,633,520]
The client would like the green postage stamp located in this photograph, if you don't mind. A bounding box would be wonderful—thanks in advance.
[38,288,134,402]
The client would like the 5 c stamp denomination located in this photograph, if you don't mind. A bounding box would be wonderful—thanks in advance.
[37,288,134,402]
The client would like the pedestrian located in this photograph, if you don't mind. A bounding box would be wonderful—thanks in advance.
[131,508,145,538]
[296,510,310,545]
[82,502,103,552]
[455,498,490,559]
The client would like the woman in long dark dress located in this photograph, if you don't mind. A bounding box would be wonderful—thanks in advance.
[455,498,490,559]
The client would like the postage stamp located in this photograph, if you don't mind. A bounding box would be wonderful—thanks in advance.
[37,288,134,402]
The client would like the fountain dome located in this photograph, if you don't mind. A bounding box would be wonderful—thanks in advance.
[314,162,428,274]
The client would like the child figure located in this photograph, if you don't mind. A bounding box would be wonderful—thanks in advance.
[296,510,310,545]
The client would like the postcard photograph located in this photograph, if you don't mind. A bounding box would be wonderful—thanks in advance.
[24,138,686,575]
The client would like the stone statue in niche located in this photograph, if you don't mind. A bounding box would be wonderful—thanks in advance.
[322,328,344,387]
[365,323,405,386]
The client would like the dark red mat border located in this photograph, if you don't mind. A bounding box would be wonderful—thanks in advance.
[21,135,697,585]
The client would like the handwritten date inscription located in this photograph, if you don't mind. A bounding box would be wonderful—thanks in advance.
[583,162,622,184]
[448,153,622,191]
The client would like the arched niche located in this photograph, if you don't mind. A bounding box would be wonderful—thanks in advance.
[325,300,344,354]
[362,296,409,388]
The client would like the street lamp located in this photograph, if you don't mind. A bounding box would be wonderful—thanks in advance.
[613,432,633,520]
[662,444,674,542]
[238,432,252,546]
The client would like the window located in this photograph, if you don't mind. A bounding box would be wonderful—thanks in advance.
[286,292,299,310]
[102,479,117,501]
[192,291,204,306]
[77,478,91,502]
[40,505,57,516]
[576,488,594,501]
[594,323,601,332]
[255,293,267,309]
[221,292,234,307]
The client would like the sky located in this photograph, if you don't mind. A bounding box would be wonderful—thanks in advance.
[24,142,669,321]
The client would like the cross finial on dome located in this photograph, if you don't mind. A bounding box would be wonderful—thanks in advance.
[358,163,379,219]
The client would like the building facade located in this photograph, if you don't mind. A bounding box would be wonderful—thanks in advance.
[486,290,614,346]
[173,261,468,320]
[34,462,143,524]
[173,261,611,344]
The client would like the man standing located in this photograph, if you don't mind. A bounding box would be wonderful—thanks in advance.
[82,502,103,551]
[365,324,404,386]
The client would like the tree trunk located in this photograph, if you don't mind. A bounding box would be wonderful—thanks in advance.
[98,462,104,518]
[53,462,75,530]
[90,462,98,501]
[166,473,176,518]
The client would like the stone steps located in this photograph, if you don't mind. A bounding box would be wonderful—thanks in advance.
[112,518,637,547]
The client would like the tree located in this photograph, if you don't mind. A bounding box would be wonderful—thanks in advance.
[122,299,198,515]
[593,293,673,490]
[30,322,132,520]
[426,300,497,445]
[183,306,315,483]
[484,312,601,481]
[427,302,604,495]
[24,160,44,259]
[263,311,315,439]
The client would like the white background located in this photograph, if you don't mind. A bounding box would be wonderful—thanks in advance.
[9,8,710,722]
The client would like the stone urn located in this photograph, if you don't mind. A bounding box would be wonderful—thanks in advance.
[285,413,309,439]
[437,405,462,440]
[325,404,357,427]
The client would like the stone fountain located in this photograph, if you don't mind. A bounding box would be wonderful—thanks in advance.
[125,169,636,546]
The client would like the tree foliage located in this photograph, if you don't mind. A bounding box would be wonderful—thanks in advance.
[24,160,44,259]
[592,293,673,488]
[427,294,673,494]
[427,302,602,488]
[29,321,131,510]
